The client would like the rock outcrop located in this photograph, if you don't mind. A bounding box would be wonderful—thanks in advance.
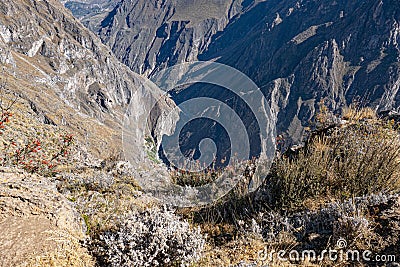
[0,168,94,266]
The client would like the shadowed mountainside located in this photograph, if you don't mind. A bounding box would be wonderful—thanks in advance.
[69,0,400,145]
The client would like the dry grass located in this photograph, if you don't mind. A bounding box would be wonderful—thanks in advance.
[268,118,400,211]
[170,168,222,187]
[58,168,151,235]
[198,232,300,267]
[26,230,95,267]
[342,106,377,121]
[0,93,76,176]
[179,175,256,229]
[198,237,267,267]
[168,156,255,188]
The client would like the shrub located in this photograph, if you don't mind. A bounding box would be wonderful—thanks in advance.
[1,130,75,176]
[0,83,75,176]
[90,207,205,267]
[267,117,400,211]
[251,193,400,265]
[313,99,340,129]
[170,167,222,187]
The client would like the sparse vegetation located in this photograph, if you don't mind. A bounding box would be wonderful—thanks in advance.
[46,104,400,267]
[145,136,161,164]
[170,166,222,187]
[169,157,255,188]
[89,207,205,267]
[57,168,143,236]
[56,156,206,266]
[267,107,400,211]
[1,132,75,176]
[176,105,400,266]
[342,104,376,121]
[0,78,75,176]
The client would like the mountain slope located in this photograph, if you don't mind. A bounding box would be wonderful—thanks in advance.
[0,0,160,158]
[199,0,400,141]
[74,0,400,144]
[60,0,119,31]
[94,0,243,75]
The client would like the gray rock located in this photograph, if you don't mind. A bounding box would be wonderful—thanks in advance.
[0,167,95,266]
[94,0,242,76]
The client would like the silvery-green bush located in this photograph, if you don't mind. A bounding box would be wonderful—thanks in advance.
[91,207,205,267]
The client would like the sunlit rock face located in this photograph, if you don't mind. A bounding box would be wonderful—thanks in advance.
[0,0,171,160]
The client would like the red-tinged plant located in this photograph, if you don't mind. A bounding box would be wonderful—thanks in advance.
[0,81,75,176]
[0,111,12,133]
[2,133,75,176]
[0,74,17,134]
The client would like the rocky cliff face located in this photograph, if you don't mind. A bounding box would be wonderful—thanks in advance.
[0,0,135,113]
[68,0,400,145]
[0,0,164,159]
[94,0,243,76]
[199,0,400,142]
[60,0,119,31]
